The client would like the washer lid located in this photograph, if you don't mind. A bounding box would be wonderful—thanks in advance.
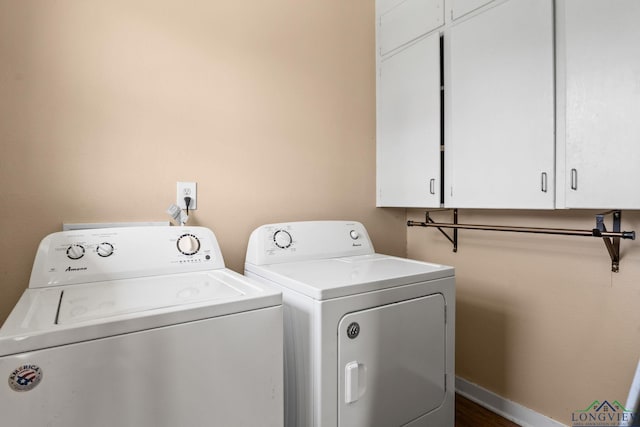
[245,254,454,300]
[56,272,243,325]
[0,269,281,357]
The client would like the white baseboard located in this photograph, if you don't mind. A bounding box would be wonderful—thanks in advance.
[455,377,567,427]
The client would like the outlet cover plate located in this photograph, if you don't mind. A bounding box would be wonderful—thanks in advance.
[177,182,197,210]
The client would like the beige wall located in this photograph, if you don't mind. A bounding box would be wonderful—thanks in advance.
[408,209,640,425]
[4,2,638,426]
[0,0,407,323]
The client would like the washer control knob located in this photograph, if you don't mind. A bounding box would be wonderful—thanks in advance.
[273,230,292,249]
[66,244,85,260]
[96,242,114,257]
[350,230,360,240]
[177,234,200,255]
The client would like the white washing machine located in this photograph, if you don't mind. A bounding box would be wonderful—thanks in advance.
[0,226,283,427]
[245,221,455,427]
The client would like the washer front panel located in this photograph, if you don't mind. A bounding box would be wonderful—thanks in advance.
[0,306,283,427]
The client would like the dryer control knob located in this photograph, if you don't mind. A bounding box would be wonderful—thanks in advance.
[273,230,292,249]
[66,244,85,260]
[350,230,360,240]
[96,242,114,257]
[177,234,200,255]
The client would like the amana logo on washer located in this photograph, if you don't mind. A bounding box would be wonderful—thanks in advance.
[8,364,43,392]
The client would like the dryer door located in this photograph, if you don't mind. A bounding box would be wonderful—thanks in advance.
[338,293,446,427]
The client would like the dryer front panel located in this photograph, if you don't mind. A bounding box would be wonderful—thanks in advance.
[337,294,446,427]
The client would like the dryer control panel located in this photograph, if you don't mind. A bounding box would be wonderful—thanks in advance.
[245,221,375,265]
[29,226,225,288]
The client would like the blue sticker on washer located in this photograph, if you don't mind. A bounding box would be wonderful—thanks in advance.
[8,364,43,392]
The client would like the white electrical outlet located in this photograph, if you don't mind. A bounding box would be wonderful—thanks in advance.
[177,182,197,210]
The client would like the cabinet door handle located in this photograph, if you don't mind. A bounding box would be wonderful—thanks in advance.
[429,179,436,195]
[570,169,578,190]
[541,172,548,193]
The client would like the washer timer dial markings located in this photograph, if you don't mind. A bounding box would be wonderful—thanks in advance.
[177,234,201,255]
[96,242,114,257]
[66,244,85,260]
[273,230,293,249]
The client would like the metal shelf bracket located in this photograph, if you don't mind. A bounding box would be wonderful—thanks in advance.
[593,210,623,272]
[407,209,635,272]
[420,209,459,253]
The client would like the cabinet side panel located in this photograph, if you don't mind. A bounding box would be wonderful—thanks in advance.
[555,0,568,208]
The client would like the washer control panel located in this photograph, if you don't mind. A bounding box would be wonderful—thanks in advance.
[246,221,375,266]
[29,226,225,289]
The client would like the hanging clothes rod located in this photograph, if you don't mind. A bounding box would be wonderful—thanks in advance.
[406,220,635,239]
[406,209,636,272]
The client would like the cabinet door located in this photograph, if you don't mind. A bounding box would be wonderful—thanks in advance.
[377,33,441,208]
[445,0,555,208]
[558,0,640,209]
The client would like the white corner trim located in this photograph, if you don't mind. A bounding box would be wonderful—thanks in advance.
[456,376,568,427]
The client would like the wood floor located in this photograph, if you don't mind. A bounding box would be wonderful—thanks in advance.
[456,394,521,427]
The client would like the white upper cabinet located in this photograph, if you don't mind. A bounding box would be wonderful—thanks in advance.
[379,0,444,56]
[377,33,442,208]
[445,0,555,208]
[450,0,495,21]
[376,0,444,208]
[376,0,640,210]
[556,0,640,209]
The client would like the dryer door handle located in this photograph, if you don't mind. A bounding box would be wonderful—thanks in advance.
[345,361,362,404]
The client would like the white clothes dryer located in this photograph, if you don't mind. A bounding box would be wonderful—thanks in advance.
[0,226,283,427]
[245,220,455,427]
